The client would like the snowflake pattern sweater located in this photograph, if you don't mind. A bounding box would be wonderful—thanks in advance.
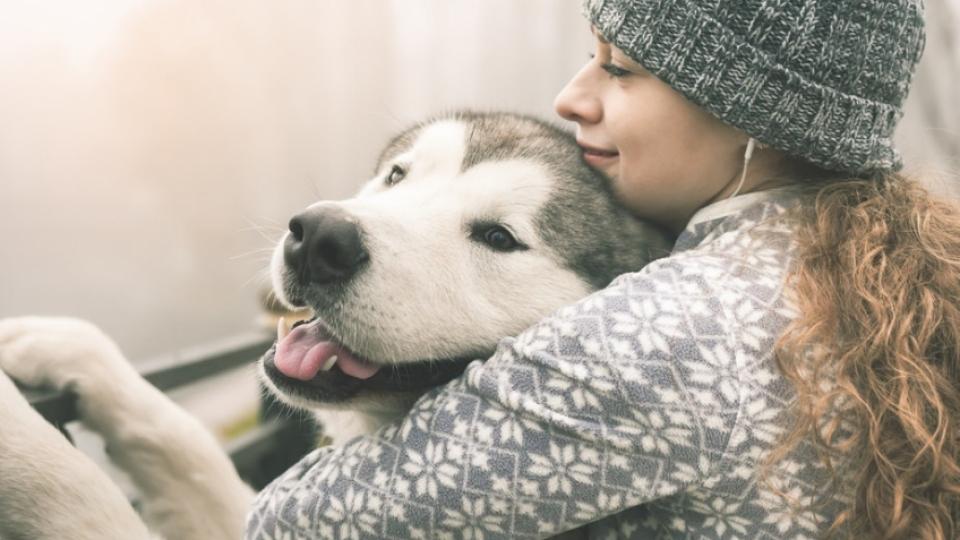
[246,188,848,539]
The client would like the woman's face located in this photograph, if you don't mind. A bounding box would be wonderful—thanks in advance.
[554,31,750,234]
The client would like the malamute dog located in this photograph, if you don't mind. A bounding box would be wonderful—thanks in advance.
[0,111,670,539]
[260,111,672,440]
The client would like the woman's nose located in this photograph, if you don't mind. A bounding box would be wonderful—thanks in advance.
[554,63,602,125]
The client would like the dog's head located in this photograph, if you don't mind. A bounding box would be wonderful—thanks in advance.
[260,111,671,413]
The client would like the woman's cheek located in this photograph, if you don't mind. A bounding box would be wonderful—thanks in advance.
[611,168,650,213]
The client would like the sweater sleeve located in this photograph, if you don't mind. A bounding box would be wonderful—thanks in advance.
[246,255,751,539]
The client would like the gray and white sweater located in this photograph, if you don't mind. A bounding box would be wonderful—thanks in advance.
[246,188,849,539]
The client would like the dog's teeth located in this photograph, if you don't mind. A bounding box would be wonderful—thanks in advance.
[321,355,338,371]
[277,317,291,340]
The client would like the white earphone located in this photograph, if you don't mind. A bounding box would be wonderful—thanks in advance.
[729,137,761,199]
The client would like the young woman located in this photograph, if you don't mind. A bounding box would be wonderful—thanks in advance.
[249,1,960,538]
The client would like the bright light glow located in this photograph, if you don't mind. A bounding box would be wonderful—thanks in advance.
[0,0,147,68]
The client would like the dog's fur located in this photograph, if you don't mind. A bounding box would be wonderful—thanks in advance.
[261,112,670,441]
[0,112,670,539]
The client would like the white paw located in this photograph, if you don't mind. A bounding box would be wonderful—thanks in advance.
[0,316,133,393]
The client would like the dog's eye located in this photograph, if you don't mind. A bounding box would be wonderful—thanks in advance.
[385,164,406,186]
[476,225,524,252]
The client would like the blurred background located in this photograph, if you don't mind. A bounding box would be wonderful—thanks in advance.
[0,0,958,441]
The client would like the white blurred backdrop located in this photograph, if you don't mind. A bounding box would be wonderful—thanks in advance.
[0,0,957,366]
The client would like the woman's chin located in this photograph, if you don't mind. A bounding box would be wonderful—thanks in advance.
[589,159,619,182]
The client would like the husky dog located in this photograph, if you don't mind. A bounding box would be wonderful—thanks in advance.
[0,111,670,539]
[260,111,671,440]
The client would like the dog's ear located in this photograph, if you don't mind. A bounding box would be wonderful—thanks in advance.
[610,213,674,279]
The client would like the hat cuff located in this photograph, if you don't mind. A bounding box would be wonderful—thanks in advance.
[585,0,904,173]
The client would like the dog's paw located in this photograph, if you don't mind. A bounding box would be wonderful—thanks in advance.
[0,316,133,394]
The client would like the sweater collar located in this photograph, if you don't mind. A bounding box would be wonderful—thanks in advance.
[671,187,802,254]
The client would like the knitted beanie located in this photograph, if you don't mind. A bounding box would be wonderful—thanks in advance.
[583,0,926,173]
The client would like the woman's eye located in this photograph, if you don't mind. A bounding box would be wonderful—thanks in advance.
[480,225,522,252]
[600,63,632,78]
[386,164,406,186]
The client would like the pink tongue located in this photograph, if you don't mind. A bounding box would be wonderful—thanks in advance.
[273,320,381,381]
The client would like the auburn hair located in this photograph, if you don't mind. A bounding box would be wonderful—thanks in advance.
[767,169,960,539]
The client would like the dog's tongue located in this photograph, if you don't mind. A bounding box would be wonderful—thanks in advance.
[274,319,381,381]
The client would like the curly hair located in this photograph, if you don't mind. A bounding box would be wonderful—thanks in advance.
[768,171,960,539]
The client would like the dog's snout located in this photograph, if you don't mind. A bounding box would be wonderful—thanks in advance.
[285,207,369,285]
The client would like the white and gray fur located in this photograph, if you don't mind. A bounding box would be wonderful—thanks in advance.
[262,111,671,434]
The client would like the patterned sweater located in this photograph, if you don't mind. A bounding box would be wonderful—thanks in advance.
[246,188,848,539]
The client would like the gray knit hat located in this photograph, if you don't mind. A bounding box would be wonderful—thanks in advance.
[583,0,926,173]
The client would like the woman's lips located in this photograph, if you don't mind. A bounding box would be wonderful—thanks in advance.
[578,142,619,167]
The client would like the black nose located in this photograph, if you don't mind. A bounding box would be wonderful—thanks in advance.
[284,207,369,285]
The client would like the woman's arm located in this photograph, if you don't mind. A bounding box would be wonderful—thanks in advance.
[247,255,776,539]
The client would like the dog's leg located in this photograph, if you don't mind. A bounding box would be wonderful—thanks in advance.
[0,369,154,540]
[0,317,254,540]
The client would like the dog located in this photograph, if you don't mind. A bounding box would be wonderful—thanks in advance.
[260,111,671,440]
[0,111,670,539]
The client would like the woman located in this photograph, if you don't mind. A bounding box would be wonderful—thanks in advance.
[248,0,960,538]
